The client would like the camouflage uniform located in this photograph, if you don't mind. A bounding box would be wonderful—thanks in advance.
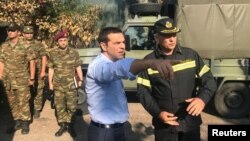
[22,26,48,118]
[47,47,82,123]
[0,39,36,122]
[31,40,47,112]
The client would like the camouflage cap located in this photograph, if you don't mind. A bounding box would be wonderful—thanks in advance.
[23,26,34,34]
[154,18,181,35]
[7,22,20,31]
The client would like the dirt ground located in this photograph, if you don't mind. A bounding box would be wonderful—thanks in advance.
[1,98,250,141]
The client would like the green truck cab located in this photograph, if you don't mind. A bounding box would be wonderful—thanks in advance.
[79,0,250,119]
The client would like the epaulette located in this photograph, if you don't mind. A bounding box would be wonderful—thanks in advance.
[0,43,9,50]
[18,36,25,41]
[46,46,58,53]
[18,37,26,45]
[0,41,9,47]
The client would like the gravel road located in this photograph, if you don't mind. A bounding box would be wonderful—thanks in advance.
[1,96,250,141]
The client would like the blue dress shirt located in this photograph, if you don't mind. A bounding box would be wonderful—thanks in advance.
[86,54,136,124]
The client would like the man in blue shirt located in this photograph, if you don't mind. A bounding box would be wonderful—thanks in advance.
[86,27,177,141]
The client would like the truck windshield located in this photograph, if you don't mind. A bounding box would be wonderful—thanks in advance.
[124,26,155,50]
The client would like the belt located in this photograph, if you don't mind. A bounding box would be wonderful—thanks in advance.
[91,121,124,129]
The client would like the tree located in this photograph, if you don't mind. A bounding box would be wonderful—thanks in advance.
[0,0,101,48]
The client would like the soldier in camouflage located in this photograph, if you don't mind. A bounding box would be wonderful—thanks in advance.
[0,22,36,135]
[22,25,47,119]
[47,29,83,137]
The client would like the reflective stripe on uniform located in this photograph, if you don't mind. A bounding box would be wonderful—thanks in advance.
[199,65,210,77]
[172,61,196,72]
[147,60,196,74]
[137,77,151,87]
[147,68,159,75]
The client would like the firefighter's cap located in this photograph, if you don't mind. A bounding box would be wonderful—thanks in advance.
[154,18,181,35]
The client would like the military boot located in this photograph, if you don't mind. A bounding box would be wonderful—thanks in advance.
[15,120,22,130]
[50,100,55,109]
[55,123,67,137]
[21,121,30,135]
[67,122,77,137]
[33,110,40,119]
[6,120,22,134]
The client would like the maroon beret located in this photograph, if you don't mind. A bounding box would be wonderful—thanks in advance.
[54,30,68,41]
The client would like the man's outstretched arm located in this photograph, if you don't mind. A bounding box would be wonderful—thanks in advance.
[130,59,178,80]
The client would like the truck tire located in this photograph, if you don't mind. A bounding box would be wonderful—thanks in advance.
[77,88,86,105]
[214,82,250,118]
[129,3,161,15]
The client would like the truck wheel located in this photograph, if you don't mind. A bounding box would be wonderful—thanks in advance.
[77,88,86,105]
[129,3,161,15]
[214,83,250,118]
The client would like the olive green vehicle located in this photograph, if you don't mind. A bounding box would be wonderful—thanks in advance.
[78,0,250,119]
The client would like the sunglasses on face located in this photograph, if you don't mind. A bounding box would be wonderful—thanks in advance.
[7,29,17,32]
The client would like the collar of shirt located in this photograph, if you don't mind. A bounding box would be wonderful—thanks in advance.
[155,45,182,58]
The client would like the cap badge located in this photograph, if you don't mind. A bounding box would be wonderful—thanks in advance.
[165,21,172,28]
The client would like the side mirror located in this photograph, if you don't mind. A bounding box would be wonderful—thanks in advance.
[125,35,131,51]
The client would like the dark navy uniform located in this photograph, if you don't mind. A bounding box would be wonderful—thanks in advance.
[137,45,217,141]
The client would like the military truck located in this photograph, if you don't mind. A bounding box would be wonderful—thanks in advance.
[78,0,250,119]
[175,0,250,119]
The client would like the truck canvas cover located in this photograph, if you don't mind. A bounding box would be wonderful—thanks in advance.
[176,0,250,58]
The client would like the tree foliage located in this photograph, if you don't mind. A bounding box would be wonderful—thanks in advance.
[0,0,101,48]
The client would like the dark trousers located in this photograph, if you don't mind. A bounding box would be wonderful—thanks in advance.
[88,122,126,141]
[155,127,200,141]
